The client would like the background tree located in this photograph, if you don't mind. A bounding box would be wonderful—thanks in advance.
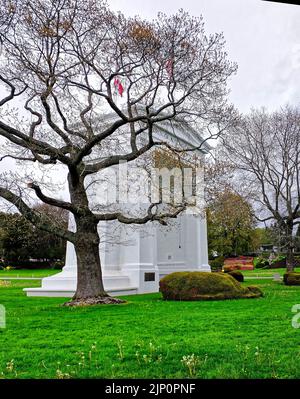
[295,224,300,252]
[223,106,300,271]
[0,1,237,304]
[0,204,68,264]
[204,155,236,205]
[249,226,274,253]
[0,212,34,262]
[207,189,256,257]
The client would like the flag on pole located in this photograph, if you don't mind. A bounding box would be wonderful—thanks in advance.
[114,77,124,97]
[166,58,174,79]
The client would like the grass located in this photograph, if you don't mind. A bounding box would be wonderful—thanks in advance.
[0,278,300,378]
[0,269,59,278]
[243,267,300,277]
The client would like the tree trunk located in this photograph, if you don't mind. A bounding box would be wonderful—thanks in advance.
[64,215,125,306]
[286,225,295,272]
[75,233,106,299]
[286,247,295,272]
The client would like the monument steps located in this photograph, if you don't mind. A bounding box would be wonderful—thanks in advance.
[24,286,138,297]
[24,272,138,297]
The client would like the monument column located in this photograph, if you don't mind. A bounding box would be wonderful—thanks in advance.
[120,223,159,293]
[60,214,77,274]
[198,214,210,271]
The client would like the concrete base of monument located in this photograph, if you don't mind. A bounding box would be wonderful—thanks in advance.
[24,262,160,297]
[24,269,139,297]
[24,287,139,297]
[23,264,211,297]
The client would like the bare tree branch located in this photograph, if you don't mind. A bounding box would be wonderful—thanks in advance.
[0,186,74,242]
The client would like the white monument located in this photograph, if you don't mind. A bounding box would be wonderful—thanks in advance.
[24,118,211,297]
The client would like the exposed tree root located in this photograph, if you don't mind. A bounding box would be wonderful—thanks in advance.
[63,296,126,307]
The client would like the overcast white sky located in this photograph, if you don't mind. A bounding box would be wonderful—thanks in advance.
[109,0,300,112]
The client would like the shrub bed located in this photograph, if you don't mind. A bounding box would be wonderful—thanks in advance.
[283,272,300,286]
[269,256,286,269]
[253,257,269,269]
[254,255,287,269]
[159,272,263,301]
[0,259,64,270]
[223,264,240,272]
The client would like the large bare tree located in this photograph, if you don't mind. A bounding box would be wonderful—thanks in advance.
[223,106,300,271]
[0,0,237,304]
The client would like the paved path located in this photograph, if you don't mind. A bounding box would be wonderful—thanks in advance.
[0,277,44,280]
[244,276,282,280]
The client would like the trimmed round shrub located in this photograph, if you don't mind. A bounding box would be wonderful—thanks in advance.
[159,272,263,301]
[283,272,300,286]
[227,270,244,282]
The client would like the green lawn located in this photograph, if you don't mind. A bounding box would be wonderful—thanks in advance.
[0,279,300,379]
[243,267,300,277]
[0,269,59,278]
